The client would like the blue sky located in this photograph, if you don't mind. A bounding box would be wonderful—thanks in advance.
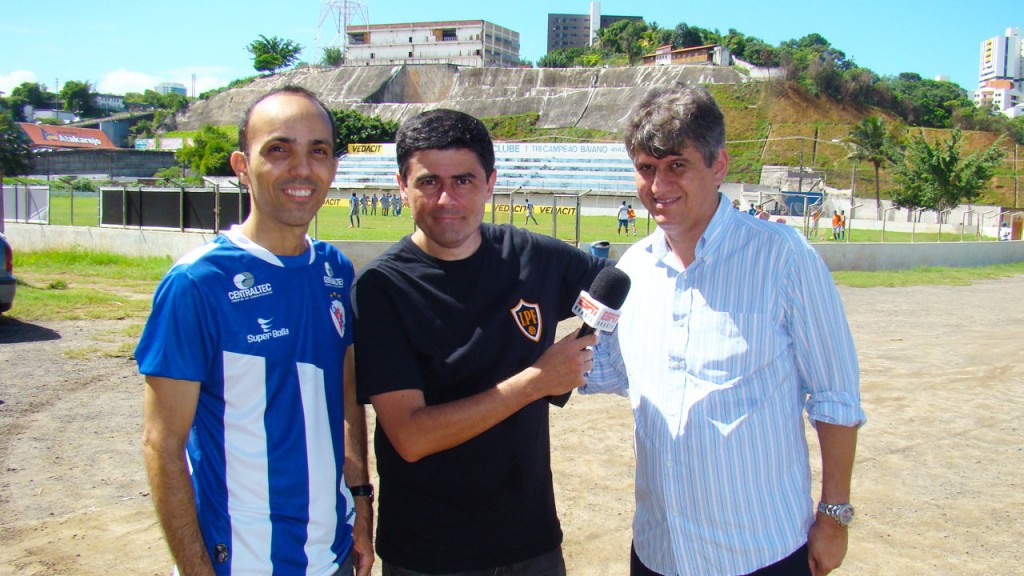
[0,0,1014,97]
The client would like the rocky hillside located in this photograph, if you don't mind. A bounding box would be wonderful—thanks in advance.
[177,64,747,132]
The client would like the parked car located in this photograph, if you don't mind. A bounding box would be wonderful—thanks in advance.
[0,233,15,314]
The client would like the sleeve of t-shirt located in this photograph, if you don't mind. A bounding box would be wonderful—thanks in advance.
[135,266,216,383]
[351,268,424,404]
[551,237,613,318]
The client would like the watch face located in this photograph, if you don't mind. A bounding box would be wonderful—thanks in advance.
[838,505,855,525]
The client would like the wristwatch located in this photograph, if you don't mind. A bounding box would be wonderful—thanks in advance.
[817,501,855,527]
[349,484,374,504]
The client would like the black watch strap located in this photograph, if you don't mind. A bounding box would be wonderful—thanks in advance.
[349,484,374,503]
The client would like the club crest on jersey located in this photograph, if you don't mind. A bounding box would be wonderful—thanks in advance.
[330,296,346,338]
[510,299,542,342]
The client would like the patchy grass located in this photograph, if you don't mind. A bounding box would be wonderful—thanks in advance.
[832,261,1024,287]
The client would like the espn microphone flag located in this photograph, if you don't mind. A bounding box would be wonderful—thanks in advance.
[572,291,622,333]
[550,266,631,407]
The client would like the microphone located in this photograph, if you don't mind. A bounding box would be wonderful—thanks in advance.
[549,266,631,407]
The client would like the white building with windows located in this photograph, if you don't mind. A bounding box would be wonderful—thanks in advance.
[547,2,642,53]
[94,94,126,114]
[345,20,520,68]
[155,82,187,96]
[975,27,1024,118]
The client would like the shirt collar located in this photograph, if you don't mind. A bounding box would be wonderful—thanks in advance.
[649,193,734,271]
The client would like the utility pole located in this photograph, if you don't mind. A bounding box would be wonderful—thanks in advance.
[850,163,856,216]
[797,140,804,193]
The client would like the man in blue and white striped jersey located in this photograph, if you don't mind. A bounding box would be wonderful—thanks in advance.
[137,86,374,576]
[583,84,866,576]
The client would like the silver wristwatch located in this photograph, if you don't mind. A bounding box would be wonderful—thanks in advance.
[817,501,855,527]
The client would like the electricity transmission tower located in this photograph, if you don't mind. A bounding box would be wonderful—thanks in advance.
[316,0,369,56]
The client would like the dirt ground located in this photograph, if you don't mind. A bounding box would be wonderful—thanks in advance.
[1,277,1023,575]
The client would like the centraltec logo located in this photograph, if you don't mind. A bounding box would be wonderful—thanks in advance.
[247,317,290,343]
[229,271,273,303]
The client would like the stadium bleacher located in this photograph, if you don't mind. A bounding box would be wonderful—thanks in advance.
[334,142,637,193]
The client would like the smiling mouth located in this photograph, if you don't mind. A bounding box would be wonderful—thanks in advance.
[282,186,315,199]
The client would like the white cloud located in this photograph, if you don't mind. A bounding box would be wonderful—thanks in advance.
[165,66,236,97]
[0,70,39,95]
[95,66,235,97]
[96,68,159,95]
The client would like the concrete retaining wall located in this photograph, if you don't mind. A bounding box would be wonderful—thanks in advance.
[176,64,747,133]
[7,222,1024,272]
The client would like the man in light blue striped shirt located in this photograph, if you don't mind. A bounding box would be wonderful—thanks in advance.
[583,84,865,576]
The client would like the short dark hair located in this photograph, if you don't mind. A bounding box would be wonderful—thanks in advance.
[395,109,495,181]
[238,85,338,157]
[623,83,725,168]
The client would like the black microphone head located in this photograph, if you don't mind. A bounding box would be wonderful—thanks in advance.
[588,266,631,309]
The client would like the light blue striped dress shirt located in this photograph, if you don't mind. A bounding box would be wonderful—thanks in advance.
[584,194,865,576]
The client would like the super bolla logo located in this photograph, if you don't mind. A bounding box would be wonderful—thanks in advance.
[247,316,291,343]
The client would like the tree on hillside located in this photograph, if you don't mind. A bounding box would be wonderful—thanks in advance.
[247,34,303,74]
[175,125,236,177]
[883,74,971,128]
[10,82,51,107]
[5,82,55,120]
[671,22,705,48]
[125,89,188,112]
[59,80,96,116]
[537,47,597,68]
[598,20,648,65]
[740,38,781,68]
[0,112,34,230]
[844,116,897,219]
[321,46,344,67]
[330,109,398,154]
[640,21,672,52]
[892,129,1006,213]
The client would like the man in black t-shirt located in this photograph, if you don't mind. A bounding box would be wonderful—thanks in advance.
[352,109,608,575]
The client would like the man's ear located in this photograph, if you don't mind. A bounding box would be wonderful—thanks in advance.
[484,170,497,201]
[230,150,250,186]
[713,149,729,187]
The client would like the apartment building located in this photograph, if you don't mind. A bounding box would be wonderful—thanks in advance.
[975,27,1024,118]
[547,2,642,52]
[345,20,520,68]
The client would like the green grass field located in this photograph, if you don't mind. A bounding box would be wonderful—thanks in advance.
[9,247,1024,324]
[39,193,996,244]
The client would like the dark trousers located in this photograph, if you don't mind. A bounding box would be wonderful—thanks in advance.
[383,545,565,576]
[630,542,811,576]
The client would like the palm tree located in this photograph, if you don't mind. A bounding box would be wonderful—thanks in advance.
[844,116,890,219]
[246,35,303,75]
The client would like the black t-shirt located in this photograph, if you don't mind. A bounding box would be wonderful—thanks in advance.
[352,224,607,572]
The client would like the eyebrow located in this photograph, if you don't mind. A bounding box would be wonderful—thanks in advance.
[263,136,333,148]
[413,172,477,184]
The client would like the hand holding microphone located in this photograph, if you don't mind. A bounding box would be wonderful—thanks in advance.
[549,266,631,407]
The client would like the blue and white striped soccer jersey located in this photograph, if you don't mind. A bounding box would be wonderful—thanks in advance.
[136,227,356,575]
